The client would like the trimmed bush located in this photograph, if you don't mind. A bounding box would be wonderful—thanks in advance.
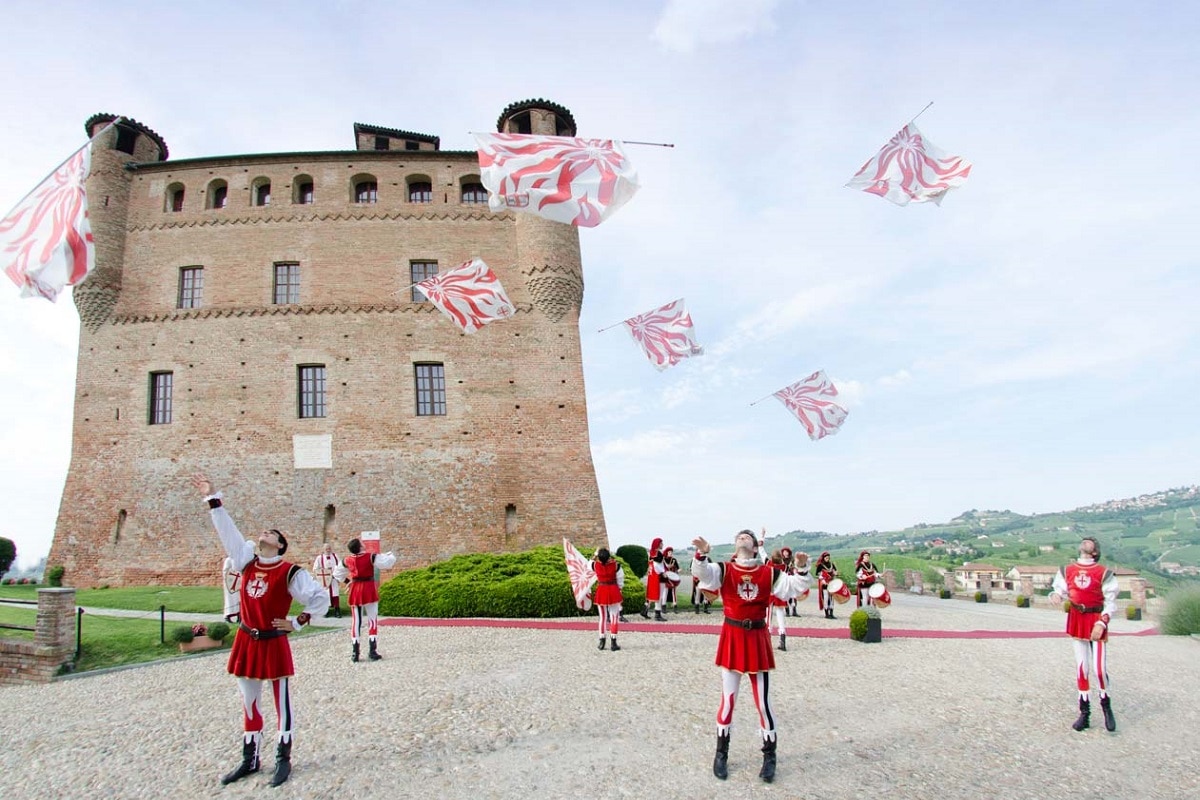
[615,545,649,579]
[169,625,195,644]
[849,609,869,641]
[974,591,988,603]
[1015,595,1030,608]
[47,565,65,587]
[1161,587,1200,636]
[206,621,231,641]
[939,588,951,599]
[378,545,646,619]
[1125,605,1142,621]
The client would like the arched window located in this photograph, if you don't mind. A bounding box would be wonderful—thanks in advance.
[352,174,378,204]
[207,180,228,210]
[460,179,488,204]
[252,177,271,207]
[165,182,185,213]
[293,175,314,205]
[408,177,432,203]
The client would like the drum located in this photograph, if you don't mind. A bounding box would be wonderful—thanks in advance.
[868,582,891,608]
[796,587,810,601]
[828,578,851,604]
[663,570,681,588]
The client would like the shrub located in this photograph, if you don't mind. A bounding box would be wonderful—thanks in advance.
[1125,605,1142,621]
[169,625,195,644]
[206,621,231,642]
[864,605,881,619]
[615,545,649,578]
[1161,587,1200,636]
[974,591,988,603]
[849,609,869,641]
[378,545,646,619]
[1015,594,1030,608]
[939,588,951,599]
[47,565,65,587]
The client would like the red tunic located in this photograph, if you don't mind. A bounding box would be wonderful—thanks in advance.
[347,553,380,605]
[1064,562,1111,640]
[228,559,297,680]
[592,559,623,605]
[714,561,776,673]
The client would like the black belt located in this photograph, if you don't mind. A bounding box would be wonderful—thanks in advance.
[240,624,288,640]
[598,580,618,585]
[724,617,767,630]
[1072,604,1104,614]
[351,577,373,582]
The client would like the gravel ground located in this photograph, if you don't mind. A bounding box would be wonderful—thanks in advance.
[1,594,1196,800]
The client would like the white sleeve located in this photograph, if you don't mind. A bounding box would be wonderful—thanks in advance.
[207,498,255,571]
[288,568,330,628]
[691,556,722,591]
[773,568,811,600]
[374,551,398,570]
[1101,570,1119,619]
[332,562,349,582]
[1051,569,1067,596]
[616,566,626,590]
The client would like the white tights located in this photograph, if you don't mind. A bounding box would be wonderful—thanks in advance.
[716,668,776,742]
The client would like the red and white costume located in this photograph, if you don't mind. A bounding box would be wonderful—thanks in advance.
[205,493,329,753]
[1052,558,1118,702]
[334,550,397,646]
[221,556,242,623]
[312,549,341,610]
[692,551,809,743]
[645,537,667,614]
[591,557,625,644]
[767,557,790,641]
[815,553,838,612]
[855,552,878,607]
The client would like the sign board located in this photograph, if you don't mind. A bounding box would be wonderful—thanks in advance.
[293,434,332,469]
[361,530,381,555]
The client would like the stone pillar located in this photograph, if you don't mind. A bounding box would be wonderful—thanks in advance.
[979,576,993,599]
[34,588,77,658]
[1020,576,1034,599]
[882,569,897,590]
[1130,578,1147,610]
[943,572,956,594]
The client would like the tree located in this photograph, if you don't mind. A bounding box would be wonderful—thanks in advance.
[615,545,649,579]
[0,537,15,577]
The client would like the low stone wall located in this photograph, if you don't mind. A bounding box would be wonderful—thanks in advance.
[0,588,76,686]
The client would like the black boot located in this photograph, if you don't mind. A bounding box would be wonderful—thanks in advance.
[334,605,341,618]
[351,642,360,663]
[1072,698,1091,731]
[777,633,787,652]
[610,638,620,651]
[759,736,777,783]
[269,740,291,788]
[1100,696,1116,732]
[368,640,381,661]
[598,637,606,650]
[703,603,710,614]
[639,604,650,619]
[220,735,261,785]
[655,610,666,622]
[695,603,701,614]
[713,732,730,780]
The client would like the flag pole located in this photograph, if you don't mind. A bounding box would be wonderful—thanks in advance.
[596,319,627,333]
[596,298,683,333]
[905,101,934,128]
[622,141,675,148]
[749,390,781,407]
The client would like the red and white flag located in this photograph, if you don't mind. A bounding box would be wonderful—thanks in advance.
[1,136,100,301]
[773,370,849,441]
[846,123,971,206]
[622,298,704,371]
[563,538,596,611]
[474,133,639,227]
[415,257,515,334]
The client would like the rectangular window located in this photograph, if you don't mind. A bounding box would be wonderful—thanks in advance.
[178,266,203,309]
[149,372,173,424]
[405,141,420,151]
[273,262,300,305]
[170,188,185,212]
[410,260,437,302]
[355,181,377,204]
[408,182,433,203]
[255,183,271,206]
[297,181,314,204]
[374,136,390,151]
[298,365,326,419]
[415,363,446,416]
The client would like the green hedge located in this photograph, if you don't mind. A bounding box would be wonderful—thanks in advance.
[615,545,648,578]
[378,546,646,618]
[1161,587,1200,635]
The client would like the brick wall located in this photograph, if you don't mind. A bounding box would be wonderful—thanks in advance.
[49,102,608,587]
[0,588,76,686]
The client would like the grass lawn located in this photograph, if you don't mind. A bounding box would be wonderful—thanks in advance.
[0,584,225,613]
[0,604,326,674]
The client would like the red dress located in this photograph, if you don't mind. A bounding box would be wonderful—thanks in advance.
[228,558,297,680]
[1064,562,1111,640]
[346,553,380,605]
[714,561,776,673]
[592,559,623,606]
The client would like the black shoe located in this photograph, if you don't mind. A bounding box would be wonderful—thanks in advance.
[619,613,628,624]
[351,642,360,663]
[703,604,710,614]
[368,640,382,661]
[269,741,291,788]
[654,610,666,622]
[334,607,342,618]
[713,732,730,780]
[759,737,777,783]
[1072,698,1091,731]
[695,604,701,614]
[1100,696,1116,732]
[777,634,787,652]
[610,638,620,651]
[220,736,261,785]
[639,605,650,619]
[598,637,606,650]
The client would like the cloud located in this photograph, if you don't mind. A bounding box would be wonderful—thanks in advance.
[652,0,780,53]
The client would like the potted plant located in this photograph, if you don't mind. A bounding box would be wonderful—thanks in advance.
[1015,594,1030,608]
[849,607,882,643]
[171,623,225,653]
[1126,605,1142,621]
[939,588,952,599]
[974,591,988,603]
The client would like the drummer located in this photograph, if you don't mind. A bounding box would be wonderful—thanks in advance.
[767,550,790,651]
[855,551,879,607]
[662,547,682,612]
[815,552,839,619]
[779,547,798,616]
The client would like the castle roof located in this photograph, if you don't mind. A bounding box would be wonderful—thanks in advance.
[353,122,440,148]
[496,98,577,134]
[84,114,169,161]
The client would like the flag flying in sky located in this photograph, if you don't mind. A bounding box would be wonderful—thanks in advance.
[474,133,640,227]
[1,134,100,301]
[414,257,515,334]
[845,122,972,206]
[621,298,705,371]
[773,370,849,441]
[562,538,595,611]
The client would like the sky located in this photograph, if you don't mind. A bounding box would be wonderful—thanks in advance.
[1,1,1199,570]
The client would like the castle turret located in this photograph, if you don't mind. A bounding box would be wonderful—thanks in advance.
[75,115,167,330]
[497,99,584,323]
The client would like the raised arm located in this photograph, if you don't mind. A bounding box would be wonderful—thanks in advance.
[373,551,398,571]
[690,536,723,590]
[191,474,254,570]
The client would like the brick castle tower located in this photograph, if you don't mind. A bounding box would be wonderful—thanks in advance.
[48,99,607,586]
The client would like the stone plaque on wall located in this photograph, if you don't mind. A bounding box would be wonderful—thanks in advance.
[293,434,332,469]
